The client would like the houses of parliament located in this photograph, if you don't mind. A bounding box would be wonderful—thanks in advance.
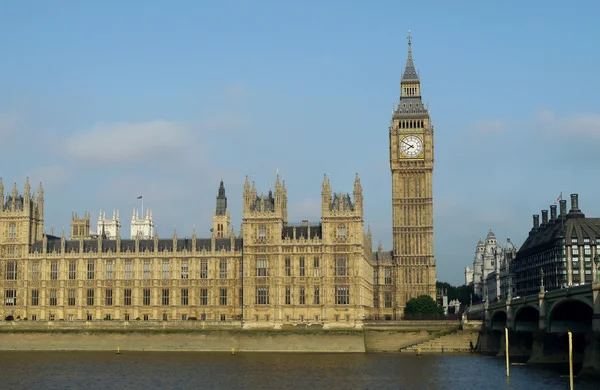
[0,37,436,326]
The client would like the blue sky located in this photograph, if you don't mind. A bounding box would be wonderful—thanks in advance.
[1,1,600,285]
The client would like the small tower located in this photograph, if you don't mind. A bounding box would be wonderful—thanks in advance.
[71,211,91,239]
[212,180,230,238]
[97,209,121,239]
[130,207,154,239]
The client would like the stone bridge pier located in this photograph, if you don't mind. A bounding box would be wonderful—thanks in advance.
[479,282,600,374]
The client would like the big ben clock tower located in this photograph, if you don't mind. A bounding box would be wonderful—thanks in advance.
[390,31,436,315]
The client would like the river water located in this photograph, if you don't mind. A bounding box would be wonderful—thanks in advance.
[0,352,597,389]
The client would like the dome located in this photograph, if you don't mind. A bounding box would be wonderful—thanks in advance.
[486,230,496,239]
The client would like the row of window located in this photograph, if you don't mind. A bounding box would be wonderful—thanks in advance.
[373,268,393,285]
[4,260,232,281]
[5,288,229,307]
[5,257,356,281]
[373,291,394,308]
[3,286,354,307]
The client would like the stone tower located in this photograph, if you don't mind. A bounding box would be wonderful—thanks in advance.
[389,32,436,312]
[130,207,154,239]
[71,211,91,239]
[212,180,230,238]
[97,209,120,239]
[0,177,45,258]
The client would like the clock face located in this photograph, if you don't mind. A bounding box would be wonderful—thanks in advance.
[400,135,424,158]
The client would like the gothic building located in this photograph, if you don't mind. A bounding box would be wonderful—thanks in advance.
[0,34,437,324]
[464,231,518,301]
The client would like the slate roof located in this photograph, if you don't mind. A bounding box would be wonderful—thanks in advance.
[513,198,600,260]
[282,224,322,240]
[251,191,275,212]
[371,250,393,264]
[330,193,354,212]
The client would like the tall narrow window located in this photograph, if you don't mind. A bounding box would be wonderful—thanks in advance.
[285,257,291,277]
[143,289,151,306]
[219,288,227,305]
[200,288,208,306]
[31,262,40,280]
[87,289,94,306]
[313,257,320,277]
[384,268,392,285]
[124,260,133,280]
[68,289,76,306]
[87,260,95,280]
[258,226,267,240]
[143,260,151,280]
[256,258,269,276]
[256,287,269,305]
[105,261,113,280]
[6,261,17,280]
[200,260,208,279]
[162,260,170,280]
[4,290,16,305]
[336,257,348,276]
[162,289,170,306]
[105,289,113,306]
[8,223,16,239]
[299,286,305,305]
[31,290,39,306]
[299,257,305,277]
[384,292,392,308]
[69,261,76,280]
[181,260,189,279]
[285,286,291,304]
[49,289,57,306]
[220,260,227,279]
[335,285,349,305]
[313,287,320,304]
[124,289,132,306]
[181,288,189,306]
[50,261,58,280]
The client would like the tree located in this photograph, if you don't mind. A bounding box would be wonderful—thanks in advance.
[404,295,444,319]
[436,281,481,305]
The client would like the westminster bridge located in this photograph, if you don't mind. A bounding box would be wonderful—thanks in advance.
[465,281,600,373]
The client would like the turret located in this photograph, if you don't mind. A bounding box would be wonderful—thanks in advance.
[321,173,332,215]
[353,173,363,216]
[0,177,4,210]
[213,180,231,238]
[37,182,44,217]
[24,177,30,208]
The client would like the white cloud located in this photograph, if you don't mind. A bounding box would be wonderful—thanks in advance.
[64,120,190,163]
[538,109,600,140]
[468,119,506,135]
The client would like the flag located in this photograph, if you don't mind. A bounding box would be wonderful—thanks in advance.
[554,192,562,205]
[137,195,143,199]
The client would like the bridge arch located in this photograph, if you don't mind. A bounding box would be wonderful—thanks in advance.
[547,298,593,333]
[490,310,507,331]
[513,305,539,332]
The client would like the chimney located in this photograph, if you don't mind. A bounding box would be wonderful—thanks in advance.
[533,214,540,229]
[559,200,567,217]
[550,205,557,221]
[570,194,580,212]
[541,210,549,225]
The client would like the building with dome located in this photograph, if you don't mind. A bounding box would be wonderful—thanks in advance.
[465,231,518,301]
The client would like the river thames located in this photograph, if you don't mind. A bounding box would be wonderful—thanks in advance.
[0,351,597,389]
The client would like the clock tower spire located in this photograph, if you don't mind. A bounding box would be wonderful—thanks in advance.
[389,31,436,315]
